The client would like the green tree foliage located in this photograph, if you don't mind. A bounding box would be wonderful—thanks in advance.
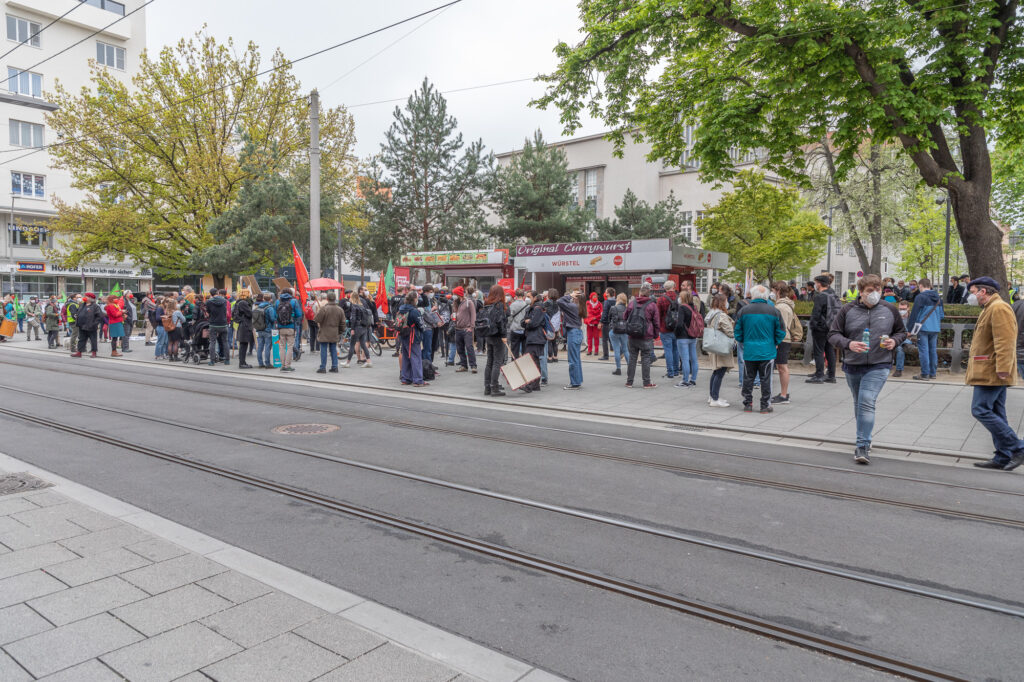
[487,130,589,244]
[696,171,830,282]
[44,33,356,275]
[993,139,1024,230]
[896,188,967,282]
[536,1,1023,283]
[593,189,690,242]
[359,78,491,263]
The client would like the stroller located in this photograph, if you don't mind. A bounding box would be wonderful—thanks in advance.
[180,320,210,364]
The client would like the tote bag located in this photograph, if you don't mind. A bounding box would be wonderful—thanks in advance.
[702,311,734,355]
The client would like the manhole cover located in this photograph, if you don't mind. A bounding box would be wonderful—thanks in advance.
[272,423,340,435]
[0,473,53,496]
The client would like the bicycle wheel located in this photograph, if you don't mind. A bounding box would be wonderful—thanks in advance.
[369,334,382,356]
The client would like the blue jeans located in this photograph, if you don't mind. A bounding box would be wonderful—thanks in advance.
[256,330,272,366]
[610,332,629,370]
[845,366,890,448]
[566,327,583,386]
[447,337,457,364]
[540,346,548,382]
[972,386,1024,465]
[155,326,167,357]
[319,342,338,369]
[894,341,911,370]
[660,332,678,377]
[676,338,698,383]
[400,334,424,384]
[917,331,938,377]
[421,327,433,362]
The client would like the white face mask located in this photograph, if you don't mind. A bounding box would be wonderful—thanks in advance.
[966,293,979,306]
[426,293,433,299]
[768,292,777,301]
[865,291,881,306]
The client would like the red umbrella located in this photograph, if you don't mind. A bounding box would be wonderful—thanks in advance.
[304,277,345,291]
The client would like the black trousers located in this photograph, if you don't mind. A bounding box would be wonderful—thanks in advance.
[120,326,131,350]
[627,337,653,385]
[238,341,250,364]
[742,359,773,408]
[77,329,98,353]
[507,331,525,358]
[812,329,835,378]
[209,326,229,362]
[456,329,477,368]
[308,322,319,351]
[525,343,545,390]
[485,337,506,388]
[47,330,59,347]
[601,325,610,358]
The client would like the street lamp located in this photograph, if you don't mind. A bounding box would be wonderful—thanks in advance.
[821,206,835,273]
[936,195,952,298]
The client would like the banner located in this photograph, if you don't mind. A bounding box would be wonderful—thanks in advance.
[291,243,309,307]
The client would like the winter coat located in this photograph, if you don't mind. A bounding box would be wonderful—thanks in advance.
[522,302,549,346]
[234,298,254,345]
[624,295,660,341]
[454,298,476,332]
[43,301,60,331]
[674,302,695,339]
[809,287,839,333]
[828,299,907,368]
[734,299,785,361]
[75,302,102,331]
[508,299,529,334]
[600,298,615,326]
[906,289,943,334]
[105,303,124,325]
[24,301,42,320]
[966,293,1017,386]
[314,301,347,343]
[656,294,675,334]
[585,299,602,326]
[774,296,800,343]
[274,293,302,330]
[705,309,736,370]
[206,295,229,327]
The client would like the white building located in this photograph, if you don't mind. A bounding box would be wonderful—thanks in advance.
[0,0,148,300]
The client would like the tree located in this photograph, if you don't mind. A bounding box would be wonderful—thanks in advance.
[993,139,1024,231]
[536,1,1022,284]
[487,129,589,244]
[593,189,690,242]
[696,171,830,283]
[805,140,918,274]
[897,188,968,282]
[44,33,356,276]
[360,78,491,256]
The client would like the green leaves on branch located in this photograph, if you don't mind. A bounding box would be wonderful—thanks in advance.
[896,188,967,282]
[696,170,830,283]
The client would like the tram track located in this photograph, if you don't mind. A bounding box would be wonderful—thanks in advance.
[0,401,975,682]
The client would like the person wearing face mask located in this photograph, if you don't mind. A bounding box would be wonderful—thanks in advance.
[905,277,943,380]
[585,291,603,356]
[827,274,908,465]
[965,277,1024,471]
[892,300,913,377]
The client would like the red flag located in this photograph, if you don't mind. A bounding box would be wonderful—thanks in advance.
[375,273,388,315]
[291,243,309,307]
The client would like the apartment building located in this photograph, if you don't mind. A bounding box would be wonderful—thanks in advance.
[0,0,148,300]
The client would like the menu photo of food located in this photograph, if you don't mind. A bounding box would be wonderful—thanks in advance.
[475,252,487,262]
[424,254,437,264]
[589,255,604,266]
[436,254,450,264]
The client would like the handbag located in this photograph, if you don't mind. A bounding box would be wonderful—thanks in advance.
[702,311,735,355]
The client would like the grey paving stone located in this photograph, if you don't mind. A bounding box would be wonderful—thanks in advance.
[200,591,323,648]
[101,622,240,682]
[0,543,79,580]
[201,632,342,682]
[0,603,52,645]
[56,505,122,533]
[21,490,66,508]
[29,576,148,626]
[121,554,226,595]
[124,537,187,563]
[59,525,150,556]
[45,548,151,587]
[5,612,143,677]
[112,584,232,637]
[0,649,31,682]
[173,674,212,682]
[314,643,456,682]
[294,615,384,659]
[0,570,67,608]
[197,570,271,604]
[0,512,87,550]
[37,658,125,681]
[0,497,38,517]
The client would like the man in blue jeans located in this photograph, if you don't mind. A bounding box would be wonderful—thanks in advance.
[556,288,584,389]
[905,277,943,380]
[828,274,907,465]
[656,281,679,380]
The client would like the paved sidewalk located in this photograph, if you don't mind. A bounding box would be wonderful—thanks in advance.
[2,335,1013,459]
[0,458,555,682]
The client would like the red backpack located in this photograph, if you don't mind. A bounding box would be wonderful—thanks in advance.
[686,304,705,337]
[304,302,315,321]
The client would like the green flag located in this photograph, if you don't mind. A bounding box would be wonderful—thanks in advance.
[13,294,22,315]
[384,261,395,297]
[111,283,121,296]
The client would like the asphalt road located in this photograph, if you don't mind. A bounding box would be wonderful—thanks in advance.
[1,348,1022,681]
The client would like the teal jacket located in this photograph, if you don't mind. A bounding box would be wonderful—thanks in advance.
[734,298,786,361]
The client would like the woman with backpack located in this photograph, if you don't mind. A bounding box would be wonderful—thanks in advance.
[480,285,509,397]
[164,299,185,361]
[674,291,702,387]
[607,293,630,376]
[342,291,372,368]
[705,294,736,407]
[234,290,254,369]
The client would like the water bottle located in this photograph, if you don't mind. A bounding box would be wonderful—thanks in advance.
[861,327,871,353]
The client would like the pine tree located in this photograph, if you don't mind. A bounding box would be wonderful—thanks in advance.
[488,130,589,244]
[360,79,490,256]
[593,189,688,242]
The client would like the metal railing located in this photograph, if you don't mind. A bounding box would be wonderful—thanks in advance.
[798,320,976,374]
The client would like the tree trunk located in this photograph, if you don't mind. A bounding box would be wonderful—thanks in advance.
[212,273,225,290]
[953,184,1006,285]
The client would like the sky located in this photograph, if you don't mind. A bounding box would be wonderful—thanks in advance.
[145,0,605,160]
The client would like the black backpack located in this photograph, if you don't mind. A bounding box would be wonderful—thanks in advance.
[395,309,413,338]
[625,302,651,338]
[276,299,294,326]
[252,306,267,331]
[662,295,680,331]
[611,306,627,335]
[474,305,500,337]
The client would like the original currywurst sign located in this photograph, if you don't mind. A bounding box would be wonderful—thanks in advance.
[515,241,633,257]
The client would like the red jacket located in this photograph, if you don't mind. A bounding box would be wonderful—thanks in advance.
[585,300,603,326]
[656,293,674,333]
[105,303,124,324]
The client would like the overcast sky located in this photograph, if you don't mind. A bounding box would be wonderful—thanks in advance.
[146,0,604,160]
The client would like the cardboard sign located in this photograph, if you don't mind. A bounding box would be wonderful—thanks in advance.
[241,275,262,296]
[273,277,292,292]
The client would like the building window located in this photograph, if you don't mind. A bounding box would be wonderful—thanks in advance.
[847,243,857,258]
[848,272,857,290]
[584,169,597,214]
[96,41,126,70]
[9,120,42,148]
[11,172,44,198]
[9,226,49,248]
[7,275,56,300]
[567,172,579,208]
[7,68,41,98]
[835,239,844,255]
[696,269,709,293]
[79,0,126,16]
[834,271,842,289]
[6,16,40,48]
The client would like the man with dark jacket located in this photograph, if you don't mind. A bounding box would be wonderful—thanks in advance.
[452,286,477,373]
[828,274,907,465]
[205,289,230,365]
[599,287,616,360]
[807,274,839,384]
[623,283,660,389]
[735,285,786,414]
[71,293,102,357]
[313,291,347,373]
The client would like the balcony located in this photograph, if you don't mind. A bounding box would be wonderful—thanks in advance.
[8,0,132,41]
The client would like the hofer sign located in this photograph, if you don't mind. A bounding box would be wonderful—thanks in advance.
[514,239,671,273]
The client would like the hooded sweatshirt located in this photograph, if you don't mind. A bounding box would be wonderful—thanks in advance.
[906,288,943,333]
[274,292,302,330]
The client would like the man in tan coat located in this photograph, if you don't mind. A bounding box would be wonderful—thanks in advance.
[966,277,1024,471]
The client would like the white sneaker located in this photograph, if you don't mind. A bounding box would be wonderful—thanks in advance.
[362,362,372,368]
[711,399,730,407]
[340,362,350,368]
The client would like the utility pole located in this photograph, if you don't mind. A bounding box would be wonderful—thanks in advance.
[938,195,951,298]
[309,89,321,280]
[335,221,342,287]
[825,206,834,273]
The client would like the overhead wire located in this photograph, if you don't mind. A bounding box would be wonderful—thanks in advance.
[0,0,85,63]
